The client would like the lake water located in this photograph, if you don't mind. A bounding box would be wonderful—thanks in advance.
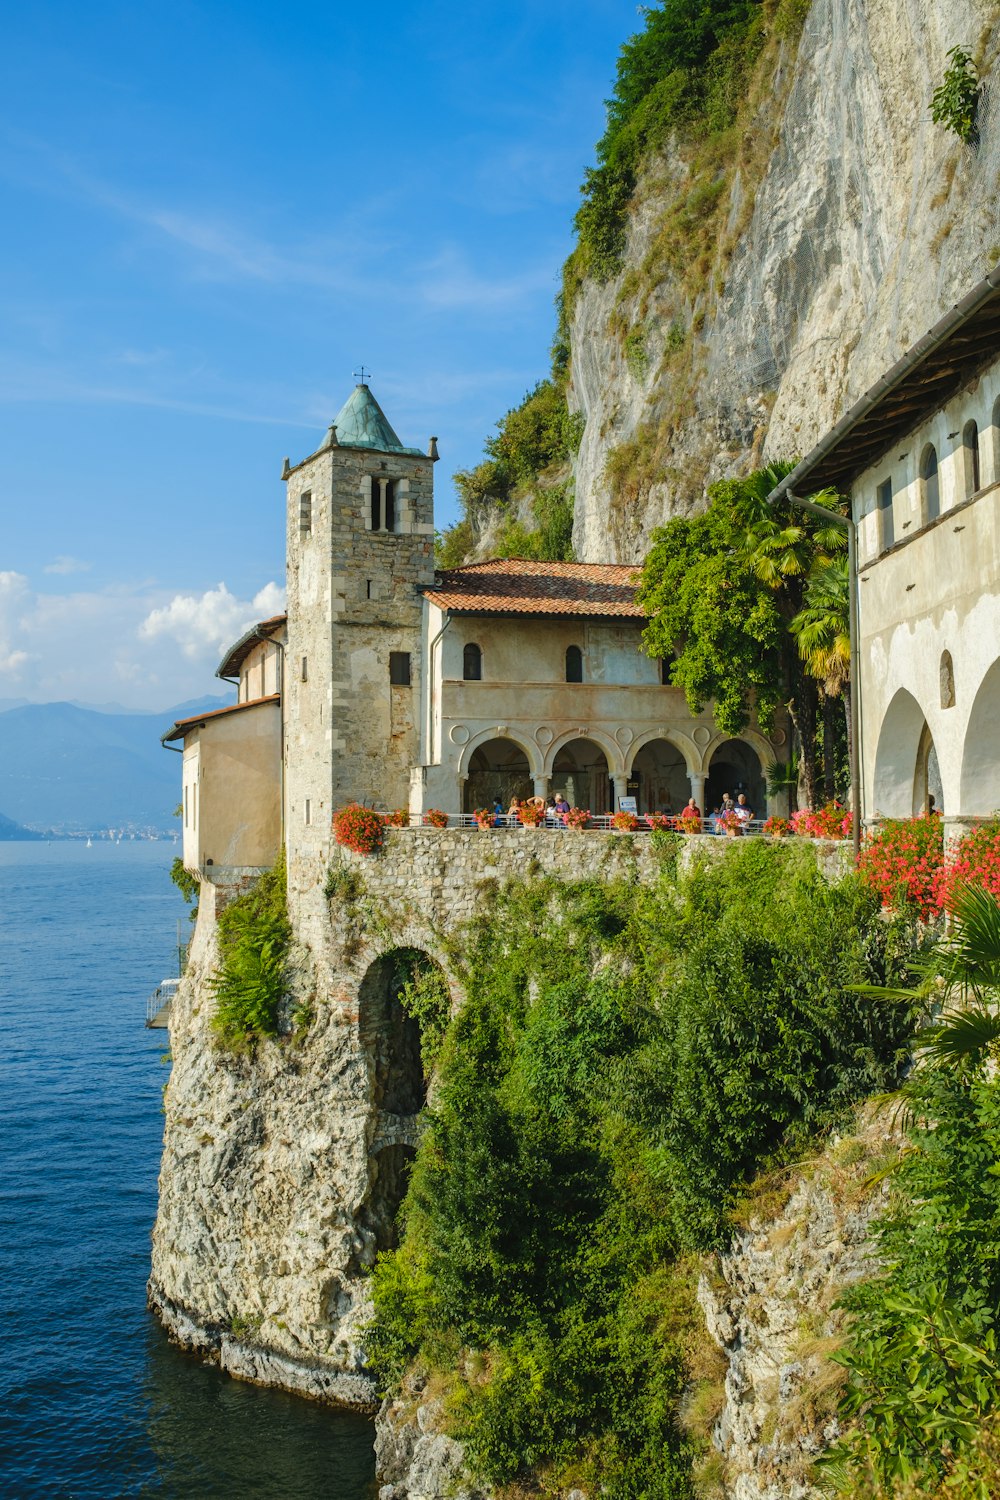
[0,842,376,1498]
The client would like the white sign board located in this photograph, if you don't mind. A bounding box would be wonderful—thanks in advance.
[617,795,638,814]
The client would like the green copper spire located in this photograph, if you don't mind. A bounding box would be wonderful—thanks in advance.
[330,385,423,455]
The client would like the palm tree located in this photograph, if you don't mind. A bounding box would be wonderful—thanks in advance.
[726,463,846,808]
[791,554,851,801]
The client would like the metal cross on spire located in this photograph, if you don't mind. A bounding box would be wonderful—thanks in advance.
[353,364,371,386]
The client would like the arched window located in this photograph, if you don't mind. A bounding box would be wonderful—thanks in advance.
[920,444,939,523]
[369,478,396,533]
[463,643,482,681]
[877,476,894,550]
[565,645,583,683]
[964,420,981,496]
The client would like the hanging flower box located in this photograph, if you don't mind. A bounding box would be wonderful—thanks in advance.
[423,808,449,828]
[564,807,591,830]
[611,810,640,832]
[332,803,385,855]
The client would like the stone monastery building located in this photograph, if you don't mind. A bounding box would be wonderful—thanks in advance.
[164,269,1000,880]
[164,383,785,880]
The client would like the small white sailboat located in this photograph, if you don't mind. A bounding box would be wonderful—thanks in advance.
[86,837,92,847]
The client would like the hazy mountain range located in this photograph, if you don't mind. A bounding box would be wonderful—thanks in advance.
[0,696,231,834]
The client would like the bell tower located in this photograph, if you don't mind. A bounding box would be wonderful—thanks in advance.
[283,382,437,885]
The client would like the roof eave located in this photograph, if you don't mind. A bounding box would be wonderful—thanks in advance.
[767,266,1000,506]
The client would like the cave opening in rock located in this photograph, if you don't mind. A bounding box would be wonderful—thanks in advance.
[356,948,447,1259]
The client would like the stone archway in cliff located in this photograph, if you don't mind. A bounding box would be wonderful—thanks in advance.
[356,948,448,1258]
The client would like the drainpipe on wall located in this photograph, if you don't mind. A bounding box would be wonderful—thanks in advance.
[423,613,452,776]
[774,489,861,866]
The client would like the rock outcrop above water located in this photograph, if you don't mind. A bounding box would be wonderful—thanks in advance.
[568,0,1000,562]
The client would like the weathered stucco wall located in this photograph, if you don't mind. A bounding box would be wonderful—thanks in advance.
[850,357,1000,822]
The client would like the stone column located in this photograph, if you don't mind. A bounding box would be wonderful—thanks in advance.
[457,774,469,819]
[533,774,550,802]
[612,773,629,810]
[375,478,387,533]
[689,772,706,812]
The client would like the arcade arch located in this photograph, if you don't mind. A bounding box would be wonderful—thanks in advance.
[628,736,691,815]
[960,658,1000,816]
[872,688,940,817]
[549,736,613,813]
[705,738,766,815]
[462,735,533,812]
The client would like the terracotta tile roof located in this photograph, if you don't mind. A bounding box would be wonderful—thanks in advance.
[216,614,287,681]
[161,694,281,745]
[423,559,645,618]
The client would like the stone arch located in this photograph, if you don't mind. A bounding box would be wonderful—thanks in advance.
[460,732,536,812]
[626,733,693,815]
[705,737,767,815]
[547,734,616,813]
[960,658,1000,816]
[872,688,939,817]
[356,947,447,1257]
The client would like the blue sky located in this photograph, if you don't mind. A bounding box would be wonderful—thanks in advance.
[0,0,637,709]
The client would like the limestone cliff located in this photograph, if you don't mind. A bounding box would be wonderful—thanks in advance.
[567,0,1000,562]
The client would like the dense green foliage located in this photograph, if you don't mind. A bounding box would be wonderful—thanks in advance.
[437,382,580,566]
[210,855,291,1046]
[366,846,915,1493]
[822,886,1000,1495]
[170,855,200,922]
[930,45,982,146]
[638,465,848,803]
[576,0,767,280]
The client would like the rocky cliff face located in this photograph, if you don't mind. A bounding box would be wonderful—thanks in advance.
[569,0,1000,562]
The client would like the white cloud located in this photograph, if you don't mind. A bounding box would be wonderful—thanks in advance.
[0,571,33,679]
[139,581,285,662]
[43,555,91,575]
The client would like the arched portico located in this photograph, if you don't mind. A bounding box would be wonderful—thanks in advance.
[960,658,1000,816]
[627,735,692,815]
[548,735,615,813]
[872,688,941,817]
[461,733,536,812]
[705,738,767,816]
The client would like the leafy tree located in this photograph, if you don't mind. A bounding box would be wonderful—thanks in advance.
[637,499,786,736]
[791,553,852,800]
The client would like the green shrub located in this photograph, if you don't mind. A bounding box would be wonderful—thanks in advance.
[365,850,916,1492]
[170,855,200,922]
[930,45,981,145]
[210,855,290,1046]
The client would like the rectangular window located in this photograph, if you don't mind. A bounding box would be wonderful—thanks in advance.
[183,785,188,828]
[299,490,312,535]
[389,651,411,686]
[301,655,308,682]
[877,477,894,550]
[304,798,311,825]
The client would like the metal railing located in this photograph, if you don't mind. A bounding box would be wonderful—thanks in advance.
[146,976,181,1028]
[398,814,774,835]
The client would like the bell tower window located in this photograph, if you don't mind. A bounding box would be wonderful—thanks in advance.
[369,478,397,534]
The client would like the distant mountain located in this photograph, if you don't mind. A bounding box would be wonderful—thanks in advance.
[0,695,231,833]
[0,810,45,840]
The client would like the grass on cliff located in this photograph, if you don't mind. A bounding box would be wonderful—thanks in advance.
[209,854,291,1047]
[364,842,918,1496]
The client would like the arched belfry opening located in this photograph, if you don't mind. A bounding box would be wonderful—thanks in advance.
[356,948,449,1257]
